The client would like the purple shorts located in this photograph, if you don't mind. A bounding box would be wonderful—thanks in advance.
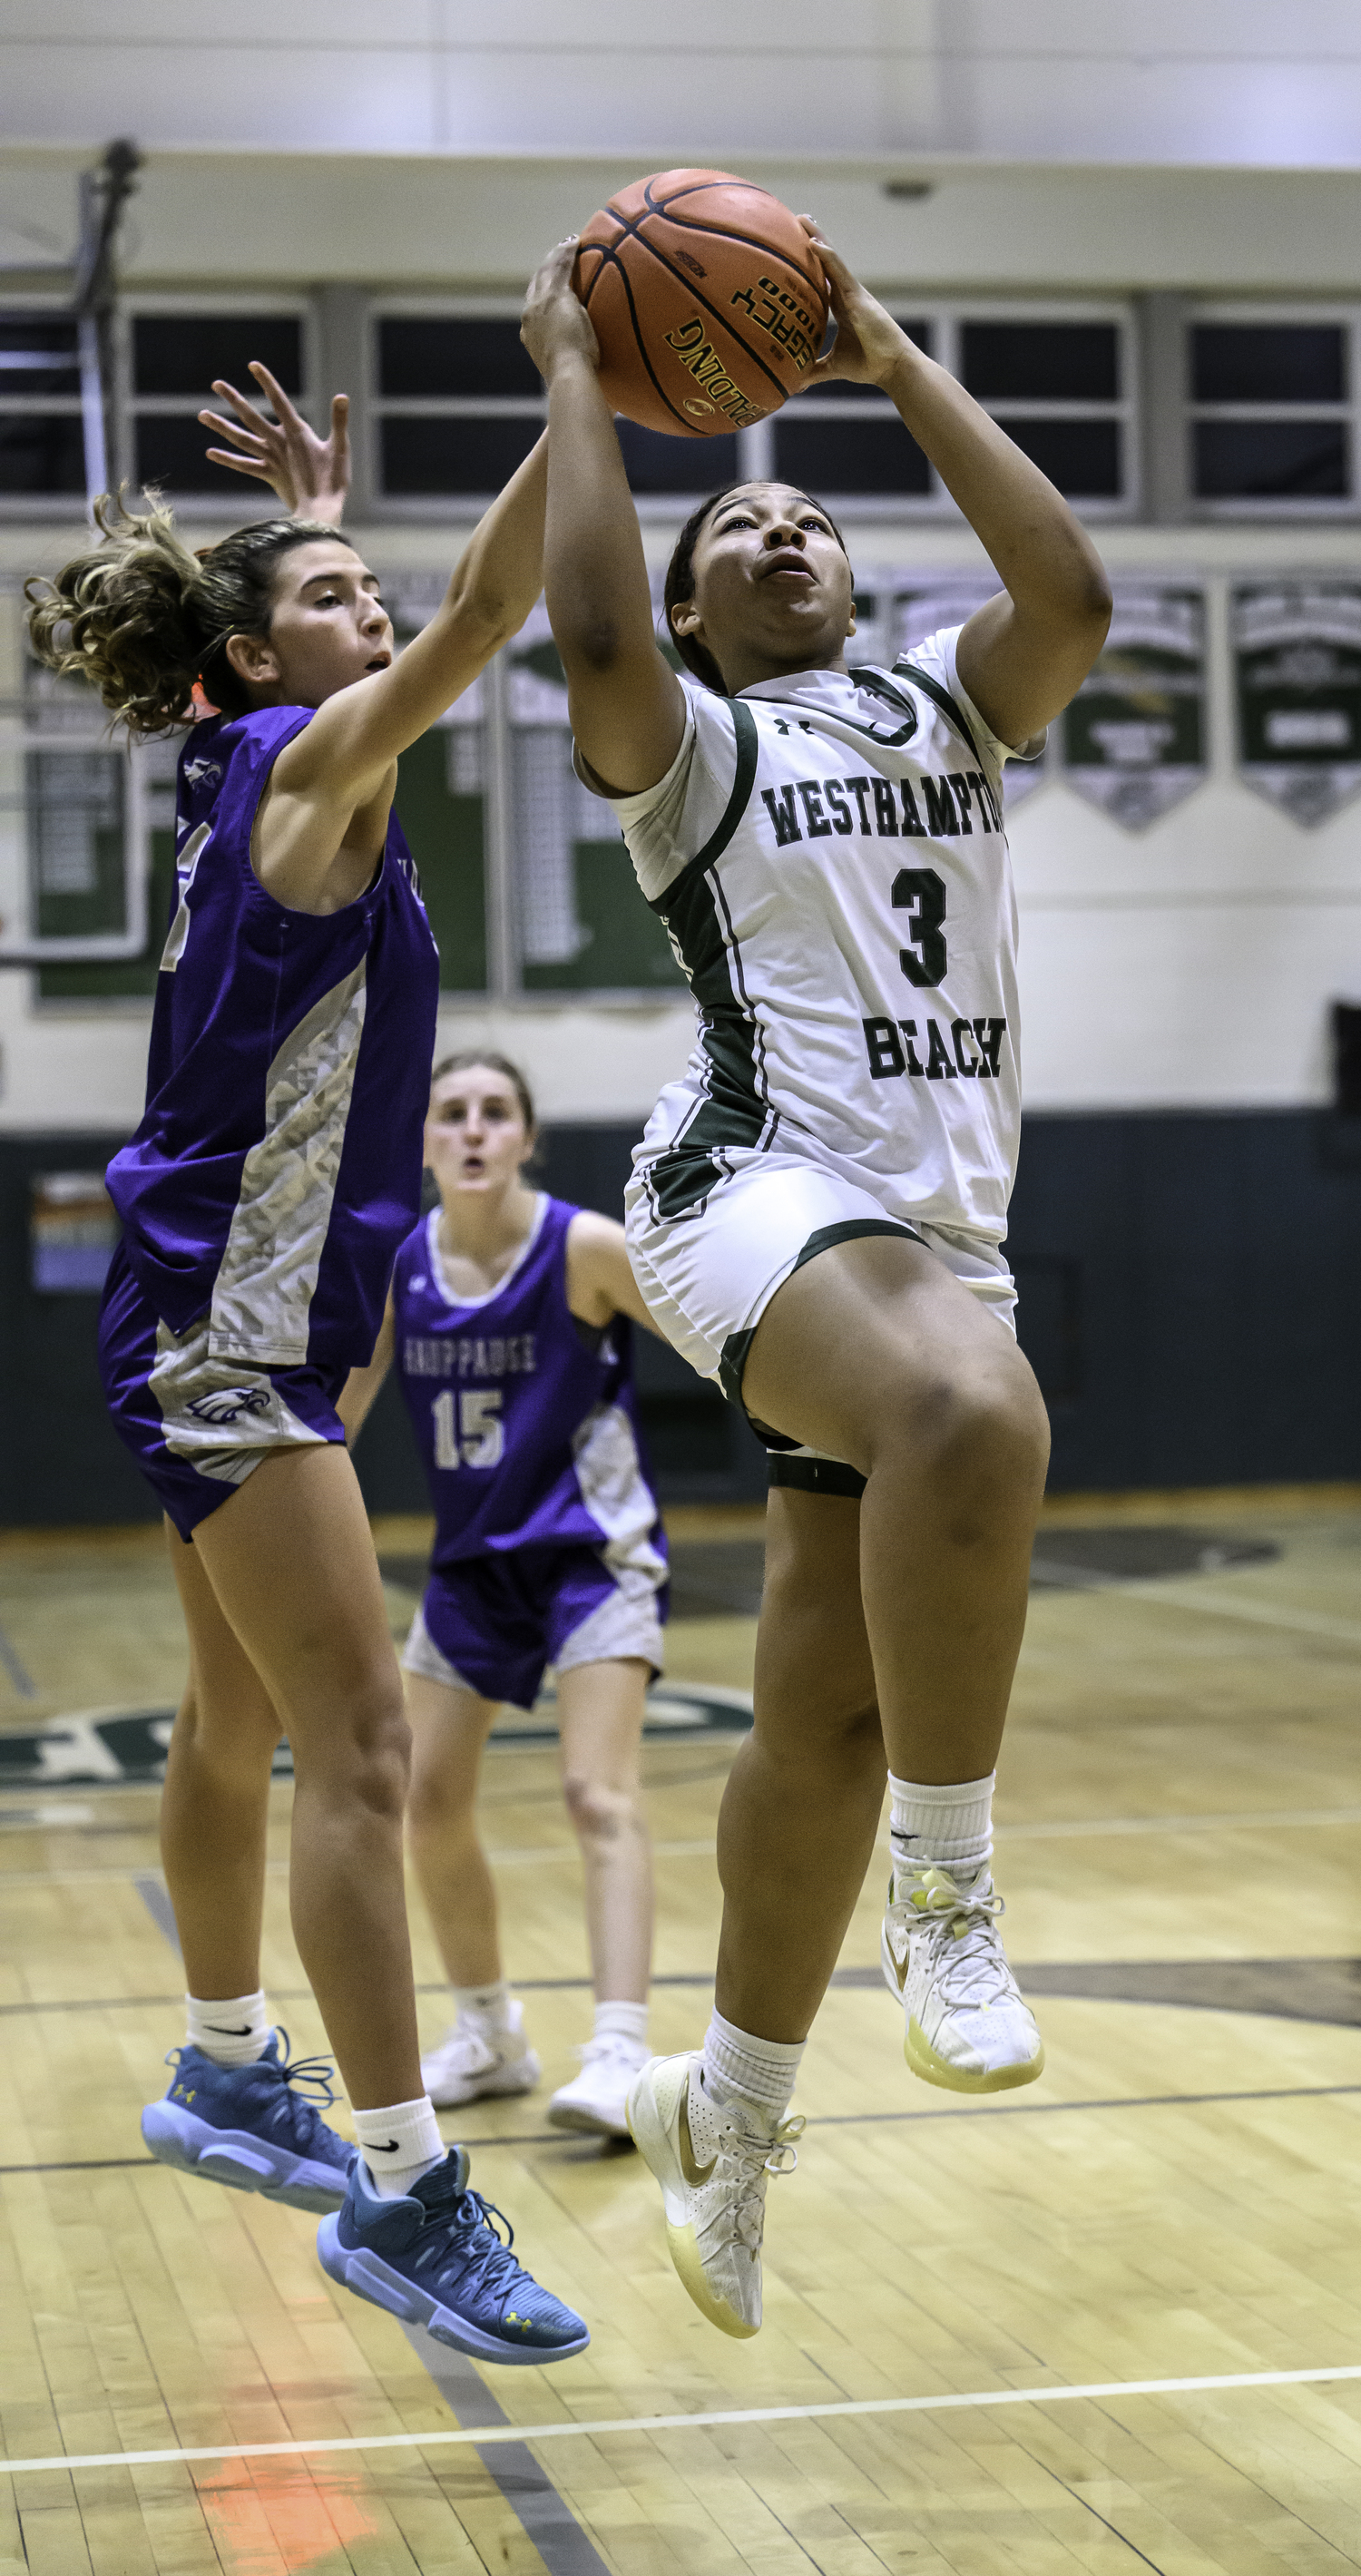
[98,1240,348,1543]
[404,1546,668,1711]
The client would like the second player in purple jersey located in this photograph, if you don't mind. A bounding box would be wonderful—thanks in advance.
[396,1192,665,1587]
[344,1052,670,2139]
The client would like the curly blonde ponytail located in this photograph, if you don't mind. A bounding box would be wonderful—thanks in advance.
[24,493,358,740]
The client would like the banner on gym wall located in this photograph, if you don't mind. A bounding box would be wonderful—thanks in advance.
[889,580,1050,807]
[1062,583,1207,831]
[1233,583,1361,828]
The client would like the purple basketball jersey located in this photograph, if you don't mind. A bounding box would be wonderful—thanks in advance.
[105,706,440,1372]
[393,1195,666,1578]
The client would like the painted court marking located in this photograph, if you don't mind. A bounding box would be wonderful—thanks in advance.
[9,1800,1361,1893]
[4,2362,1361,2481]
[1041,1565,1361,1650]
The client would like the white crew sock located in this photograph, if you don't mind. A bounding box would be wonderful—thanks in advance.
[353,2096,447,2199]
[701,2008,804,2121]
[186,1990,271,2070]
[888,1771,995,1888]
[593,1999,648,2052]
[453,1980,514,2032]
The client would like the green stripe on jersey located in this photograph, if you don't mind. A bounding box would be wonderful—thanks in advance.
[649,700,767,1219]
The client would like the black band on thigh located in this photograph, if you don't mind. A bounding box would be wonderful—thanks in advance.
[790,1217,923,1277]
[718,1216,925,1444]
[769,1454,867,1500]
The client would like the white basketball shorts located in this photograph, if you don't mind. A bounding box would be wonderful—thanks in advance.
[624,1148,1017,1500]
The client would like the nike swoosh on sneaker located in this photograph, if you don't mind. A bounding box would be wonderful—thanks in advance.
[678,2092,717,2188]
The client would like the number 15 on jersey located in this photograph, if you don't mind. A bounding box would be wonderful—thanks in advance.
[432,1387,504,1470]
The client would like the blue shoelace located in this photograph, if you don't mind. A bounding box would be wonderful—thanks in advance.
[257,2035,342,2153]
[168,2031,342,2155]
[415,2183,548,2315]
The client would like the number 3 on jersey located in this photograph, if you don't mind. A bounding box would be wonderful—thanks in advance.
[432,1387,504,1470]
[894,866,947,989]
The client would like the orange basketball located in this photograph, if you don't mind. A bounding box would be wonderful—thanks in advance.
[574,169,829,440]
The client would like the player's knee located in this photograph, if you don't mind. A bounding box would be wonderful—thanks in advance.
[563,1772,637,1846]
[882,1352,1048,1518]
[171,1680,281,1770]
[406,1750,473,1838]
[308,1678,411,1816]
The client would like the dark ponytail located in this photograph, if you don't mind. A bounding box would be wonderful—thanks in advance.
[24,491,358,739]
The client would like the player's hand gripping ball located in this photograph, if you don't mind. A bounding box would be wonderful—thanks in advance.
[573,169,829,439]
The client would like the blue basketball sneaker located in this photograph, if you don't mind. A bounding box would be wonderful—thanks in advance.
[142,2032,355,2212]
[318,2150,590,2364]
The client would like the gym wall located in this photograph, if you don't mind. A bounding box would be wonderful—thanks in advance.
[2,112,1359,1514]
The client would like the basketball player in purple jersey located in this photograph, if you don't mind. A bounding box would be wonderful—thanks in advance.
[24,367,588,2362]
[342,1053,667,2138]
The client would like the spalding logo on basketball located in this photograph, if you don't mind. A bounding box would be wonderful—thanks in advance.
[575,168,829,440]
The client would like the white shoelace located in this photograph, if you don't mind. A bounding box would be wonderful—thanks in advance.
[435,2023,513,2072]
[887,1871,1020,2013]
[572,2033,647,2072]
[712,2112,805,2252]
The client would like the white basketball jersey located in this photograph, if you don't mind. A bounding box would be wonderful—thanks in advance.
[602,628,1025,1250]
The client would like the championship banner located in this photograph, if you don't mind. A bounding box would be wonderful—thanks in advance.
[1232,583,1361,828]
[1062,583,1206,831]
[889,579,1050,806]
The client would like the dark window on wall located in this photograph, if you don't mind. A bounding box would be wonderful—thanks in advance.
[374,308,736,504]
[374,313,547,503]
[381,415,543,497]
[772,320,932,499]
[961,319,1124,502]
[1190,320,1352,504]
[0,314,84,496]
[378,317,540,398]
[129,311,304,499]
[962,321,1119,402]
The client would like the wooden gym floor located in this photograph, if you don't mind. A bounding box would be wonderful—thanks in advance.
[2,1486,1361,2573]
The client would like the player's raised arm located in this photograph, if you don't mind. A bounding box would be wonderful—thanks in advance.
[522,238,687,796]
[801,223,1111,748]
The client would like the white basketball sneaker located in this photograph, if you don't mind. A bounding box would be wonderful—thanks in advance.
[881,1864,1045,2092]
[547,2032,650,2136]
[626,2052,803,2337]
[420,2001,541,2110]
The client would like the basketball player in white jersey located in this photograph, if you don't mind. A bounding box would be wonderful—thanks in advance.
[521,220,1111,2337]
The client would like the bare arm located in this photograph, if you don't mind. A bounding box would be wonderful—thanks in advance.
[522,240,687,796]
[803,226,1112,746]
[565,1210,665,1337]
[337,1298,396,1445]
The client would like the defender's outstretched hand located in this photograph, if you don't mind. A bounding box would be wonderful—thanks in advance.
[198,361,351,524]
[798,220,914,392]
[521,237,601,381]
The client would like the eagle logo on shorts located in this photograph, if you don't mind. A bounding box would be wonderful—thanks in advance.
[185,1386,273,1425]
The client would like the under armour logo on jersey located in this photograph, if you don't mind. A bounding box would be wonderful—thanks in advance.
[182,757,221,789]
[184,1385,273,1425]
